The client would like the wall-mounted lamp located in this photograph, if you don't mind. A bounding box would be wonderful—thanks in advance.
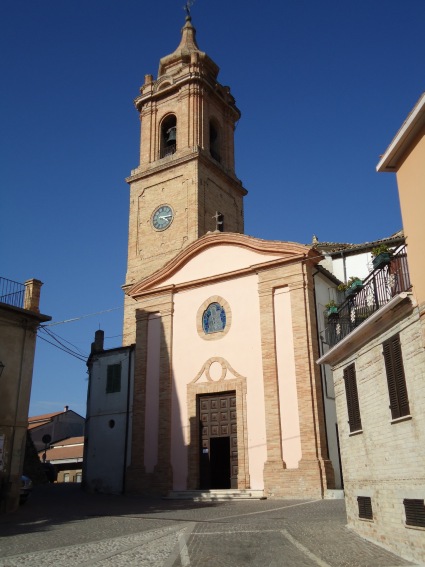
[0,362,5,378]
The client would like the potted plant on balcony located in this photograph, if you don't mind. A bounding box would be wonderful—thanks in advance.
[371,244,392,270]
[325,299,339,318]
[337,277,363,296]
[347,276,363,294]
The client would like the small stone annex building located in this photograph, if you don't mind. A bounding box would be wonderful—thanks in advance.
[115,14,336,499]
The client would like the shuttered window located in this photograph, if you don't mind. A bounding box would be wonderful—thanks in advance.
[357,496,373,520]
[106,363,121,394]
[343,363,362,433]
[404,499,425,528]
[383,334,410,419]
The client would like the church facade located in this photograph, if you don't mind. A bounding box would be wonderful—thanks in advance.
[119,15,336,498]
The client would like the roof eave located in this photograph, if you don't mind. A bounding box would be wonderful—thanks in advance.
[377,92,425,172]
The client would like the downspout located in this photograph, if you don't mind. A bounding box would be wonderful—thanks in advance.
[341,251,347,283]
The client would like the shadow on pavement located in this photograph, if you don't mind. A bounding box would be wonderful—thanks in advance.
[0,483,220,538]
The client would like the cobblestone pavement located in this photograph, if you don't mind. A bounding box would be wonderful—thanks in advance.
[0,484,421,567]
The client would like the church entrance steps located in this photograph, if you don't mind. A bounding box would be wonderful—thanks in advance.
[165,489,266,501]
[324,489,345,499]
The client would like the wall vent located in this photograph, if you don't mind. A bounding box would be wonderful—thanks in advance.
[357,496,373,520]
[404,499,425,528]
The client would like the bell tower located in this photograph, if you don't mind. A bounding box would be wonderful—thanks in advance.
[123,15,247,343]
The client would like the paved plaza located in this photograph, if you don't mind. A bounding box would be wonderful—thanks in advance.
[0,484,421,566]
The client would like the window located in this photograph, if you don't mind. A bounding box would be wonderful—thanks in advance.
[63,473,70,483]
[209,120,221,162]
[106,363,121,394]
[160,114,177,158]
[383,334,410,419]
[357,496,373,520]
[343,363,362,433]
[404,499,425,528]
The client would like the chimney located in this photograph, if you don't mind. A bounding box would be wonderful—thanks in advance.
[64,405,69,412]
[91,330,104,354]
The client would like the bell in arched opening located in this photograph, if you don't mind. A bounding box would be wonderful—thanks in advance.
[166,126,176,146]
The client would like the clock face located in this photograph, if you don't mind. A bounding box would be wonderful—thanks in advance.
[152,204,174,231]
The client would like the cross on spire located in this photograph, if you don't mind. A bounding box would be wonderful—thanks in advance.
[183,0,195,19]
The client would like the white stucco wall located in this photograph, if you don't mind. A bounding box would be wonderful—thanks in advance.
[330,252,372,283]
[85,348,133,494]
[314,272,342,488]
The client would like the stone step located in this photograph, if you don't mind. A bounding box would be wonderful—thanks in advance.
[324,489,345,500]
[165,489,266,501]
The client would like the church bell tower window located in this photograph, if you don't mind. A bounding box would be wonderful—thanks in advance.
[160,114,177,159]
[209,120,221,163]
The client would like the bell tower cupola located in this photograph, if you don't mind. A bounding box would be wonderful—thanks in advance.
[123,14,247,343]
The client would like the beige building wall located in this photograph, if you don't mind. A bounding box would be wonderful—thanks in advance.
[377,92,425,327]
[0,280,50,512]
[395,133,425,310]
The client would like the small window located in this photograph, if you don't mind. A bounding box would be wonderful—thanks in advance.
[357,496,373,520]
[343,363,362,433]
[404,499,425,528]
[63,473,70,483]
[383,334,410,419]
[106,363,121,394]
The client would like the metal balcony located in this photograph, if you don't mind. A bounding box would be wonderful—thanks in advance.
[0,277,25,309]
[325,246,411,347]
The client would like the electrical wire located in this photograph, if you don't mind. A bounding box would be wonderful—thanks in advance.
[41,326,89,358]
[41,305,124,327]
[37,332,87,363]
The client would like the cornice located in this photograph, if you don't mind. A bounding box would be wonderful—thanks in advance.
[126,233,319,299]
[126,149,246,196]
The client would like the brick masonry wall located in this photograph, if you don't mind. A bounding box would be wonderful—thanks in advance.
[332,305,425,564]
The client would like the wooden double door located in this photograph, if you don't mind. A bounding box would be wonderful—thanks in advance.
[199,392,237,489]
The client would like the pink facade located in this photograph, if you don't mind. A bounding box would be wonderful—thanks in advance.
[125,233,334,497]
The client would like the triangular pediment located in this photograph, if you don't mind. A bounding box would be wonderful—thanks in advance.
[126,232,320,299]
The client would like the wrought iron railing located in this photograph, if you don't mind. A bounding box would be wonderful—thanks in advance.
[325,246,411,347]
[0,277,25,309]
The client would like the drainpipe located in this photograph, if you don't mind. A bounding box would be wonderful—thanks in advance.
[341,251,347,283]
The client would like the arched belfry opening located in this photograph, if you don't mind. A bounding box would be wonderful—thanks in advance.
[160,114,177,159]
[209,119,221,163]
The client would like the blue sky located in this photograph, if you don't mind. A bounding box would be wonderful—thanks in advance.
[1,0,424,417]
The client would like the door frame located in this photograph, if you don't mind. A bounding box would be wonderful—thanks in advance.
[187,357,250,490]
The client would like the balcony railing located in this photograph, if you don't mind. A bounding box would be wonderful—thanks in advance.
[325,246,411,348]
[0,277,25,309]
